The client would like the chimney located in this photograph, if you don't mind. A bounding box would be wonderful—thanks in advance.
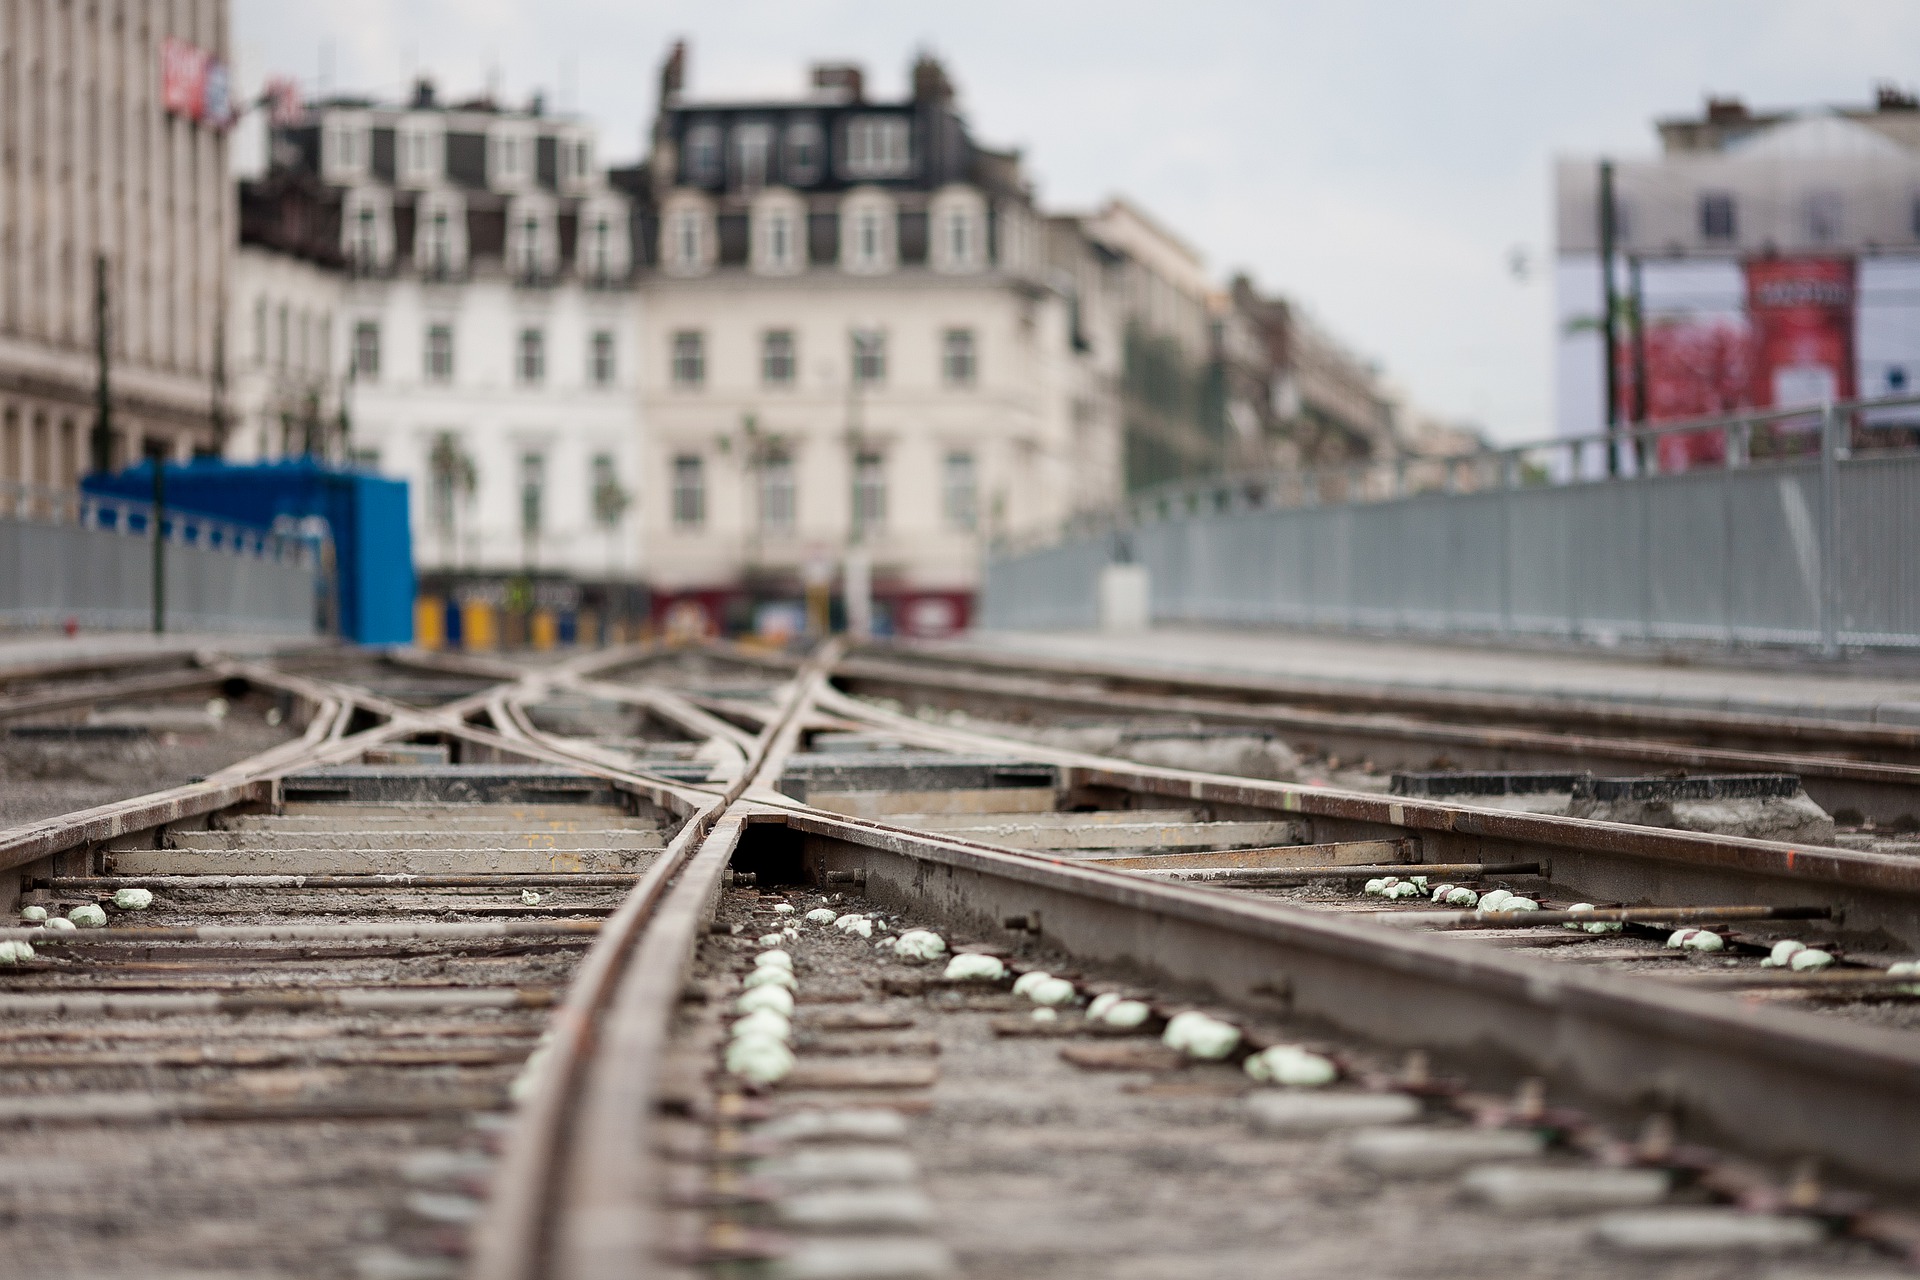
[411,76,437,109]
[659,40,686,107]
[810,63,864,105]
[911,54,953,104]
[1705,95,1748,124]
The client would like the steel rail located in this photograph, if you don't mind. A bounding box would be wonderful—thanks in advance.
[0,665,231,723]
[470,641,839,1280]
[779,802,1920,1190]
[876,638,1920,753]
[830,654,1920,824]
[810,684,1920,946]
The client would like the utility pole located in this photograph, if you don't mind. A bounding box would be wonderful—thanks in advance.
[91,255,113,475]
[1598,160,1620,477]
[147,441,167,634]
[1629,255,1650,427]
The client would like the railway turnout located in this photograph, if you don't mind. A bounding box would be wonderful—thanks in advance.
[3,640,1920,1276]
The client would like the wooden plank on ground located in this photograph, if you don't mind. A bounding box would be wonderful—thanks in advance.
[928,819,1306,852]
[808,788,1055,818]
[891,809,1200,832]
[108,847,651,876]
[1083,839,1410,870]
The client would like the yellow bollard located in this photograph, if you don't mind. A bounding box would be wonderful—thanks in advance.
[462,599,498,651]
[413,598,445,650]
[531,610,559,651]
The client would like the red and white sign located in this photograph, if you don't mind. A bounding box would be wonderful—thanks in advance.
[1745,256,1857,410]
[159,37,234,130]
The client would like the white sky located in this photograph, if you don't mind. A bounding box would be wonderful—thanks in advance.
[232,0,1920,444]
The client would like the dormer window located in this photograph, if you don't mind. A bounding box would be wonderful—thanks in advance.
[518,213,542,276]
[752,193,806,276]
[929,186,986,274]
[661,196,714,276]
[587,217,613,278]
[353,207,379,267]
[732,123,773,190]
[783,120,823,185]
[843,116,909,179]
[427,210,453,273]
[685,122,722,186]
[323,116,372,182]
[839,191,896,275]
[675,211,702,266]
[490,127,534,189]
[399,119,441,185]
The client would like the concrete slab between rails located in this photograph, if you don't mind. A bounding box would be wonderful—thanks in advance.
[952,626,1920,725]
[784,807,1920,1191]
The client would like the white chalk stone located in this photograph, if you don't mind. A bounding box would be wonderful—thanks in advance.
[1011,971,1051,997]
[68,903,106,928]
[1029,977,1077,1006]
[1461,1163,1670,1212]
[757,1110,909,1144]
[756,949,794,970]
[806,908,836,924]
[773,903,795,915]
[942,953,1006,981]
[1101,1000,1152,1028]
[762,1146,920,1186]
[1592,1208,1825,1254]
[777,1188,937,1229]
[737,986,796,1016]
[112,887,154,911]
[1343,1126,1545,1175]
[1247,1091,1420,1134]
[744,967,798,991]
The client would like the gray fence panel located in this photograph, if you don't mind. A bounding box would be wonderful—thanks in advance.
[1835,455,1920,644]
[983,453,1920,650]
[977,536,1105,631]
[0,520,317,635]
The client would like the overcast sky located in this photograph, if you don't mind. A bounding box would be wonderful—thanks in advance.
[233,0,1920,443]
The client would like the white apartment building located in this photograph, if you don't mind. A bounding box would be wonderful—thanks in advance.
[254,81,641,606]
[636,48,1110,638]
[1,1,233,489]
[226,243,347,463]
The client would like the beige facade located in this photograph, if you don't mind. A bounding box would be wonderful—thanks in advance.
[638,267,1081,603]
[0,0,230,493]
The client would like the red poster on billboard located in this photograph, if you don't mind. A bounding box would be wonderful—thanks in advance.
[1745,256,1856,409]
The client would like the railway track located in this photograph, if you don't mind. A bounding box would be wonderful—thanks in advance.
[3,641,1920,1276]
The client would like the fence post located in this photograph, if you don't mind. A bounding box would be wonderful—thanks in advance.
[1818,400,1840,658]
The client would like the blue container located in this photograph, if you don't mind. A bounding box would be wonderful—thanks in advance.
[84,459,414,644]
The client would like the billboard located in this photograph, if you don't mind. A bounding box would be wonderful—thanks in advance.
[1558,252,1906,469]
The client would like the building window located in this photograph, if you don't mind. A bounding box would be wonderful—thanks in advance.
[352,321,380,381]
[590,330,616,386]
[942,329,976,386]
[426,209,454,274]
[671,209,704,270]
[253,298,267,365]
[685,123,722,185]
[672,454,705,528]
[844,116,910,178]
[852,451,886,537]
[520,451,545,540]
[760,452,795,534]
[587,217,614,279]
[425,323,454,382]
[762,330,796,386]
[672,331,705,387]
[947,209,974,267]
[733,123,773,189]
[943,451,977,531]
[761,207,796,270]
[518,328,545,384]
[1700,192,1736,241]
[855,207,883,268]
[276,304,289,370]
[352,206,379,267]
[851,330,885,386]
[1807,190,1843,244]
[516,212,543,278]
[784,121,824,185]
[590,453,626,528]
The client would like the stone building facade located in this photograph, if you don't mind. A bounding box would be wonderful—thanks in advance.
[0,0,232,496]
[635,47,1113,637]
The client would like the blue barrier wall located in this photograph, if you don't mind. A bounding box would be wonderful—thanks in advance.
[85,460,414,644]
